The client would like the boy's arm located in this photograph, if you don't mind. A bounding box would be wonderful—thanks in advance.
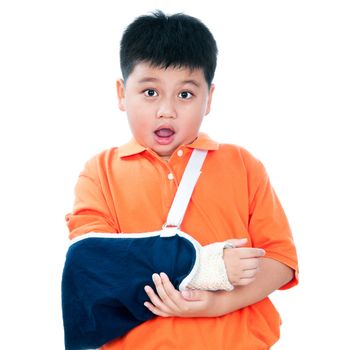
[144,257,294,318]
[63,232,260,349]
[187,238,264,291]
[144,151,298,318]
[66,156,120,239]
[208,258,294,316]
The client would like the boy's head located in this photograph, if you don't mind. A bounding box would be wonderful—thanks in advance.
[117,11,218,161]
[120,10,217,88]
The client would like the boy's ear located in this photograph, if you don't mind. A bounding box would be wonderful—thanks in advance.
[116,79,126,111]
[205,84,215,116]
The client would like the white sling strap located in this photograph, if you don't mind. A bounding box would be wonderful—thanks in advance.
[163,149,208,230]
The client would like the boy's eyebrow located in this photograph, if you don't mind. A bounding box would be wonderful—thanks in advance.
[137,77,159,84]
[182,79,201,88]
[137,77,201,87]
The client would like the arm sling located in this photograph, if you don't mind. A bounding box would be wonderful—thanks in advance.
[62,149,232,350]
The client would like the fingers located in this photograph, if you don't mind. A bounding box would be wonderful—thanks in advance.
[241,257,261,270]
[144,284,174,316]
[238,248,265,258]
[155,273,183,310]
[235,277,256,286]
[223,246,265,286]
[225,238,248,248]
[144,299,170,317]
[225,240,265,258]
[144,274,221,318]
[229,266,259,286]
[225,247,265,260]
[144,273,188,317]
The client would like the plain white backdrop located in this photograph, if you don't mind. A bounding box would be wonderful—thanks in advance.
[0,0,349,348]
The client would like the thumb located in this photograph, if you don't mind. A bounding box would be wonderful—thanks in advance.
[225,238,248,248]
[181,289,204,301]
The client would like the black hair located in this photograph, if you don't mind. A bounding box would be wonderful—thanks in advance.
[120,10,218,87]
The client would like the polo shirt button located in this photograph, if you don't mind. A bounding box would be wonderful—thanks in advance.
[168,173,174,180]
[177,149,184,157]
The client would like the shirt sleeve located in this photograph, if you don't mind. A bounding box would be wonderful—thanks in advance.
[66,156,120,239]
[246,153,299,290]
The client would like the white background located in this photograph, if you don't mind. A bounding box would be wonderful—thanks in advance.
[0,0,349,349]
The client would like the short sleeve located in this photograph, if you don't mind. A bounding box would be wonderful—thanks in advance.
[247,157,298,290]
[66,156,120,239]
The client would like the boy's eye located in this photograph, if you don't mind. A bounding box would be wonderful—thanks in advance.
[178,91,193,99]
[143,89,158,97]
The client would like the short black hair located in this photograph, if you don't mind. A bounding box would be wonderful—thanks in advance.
[120,10,218,87]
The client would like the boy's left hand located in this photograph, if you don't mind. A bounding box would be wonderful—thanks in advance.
[144,272,228,318]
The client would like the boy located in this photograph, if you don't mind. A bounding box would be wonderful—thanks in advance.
[63,10,298,350]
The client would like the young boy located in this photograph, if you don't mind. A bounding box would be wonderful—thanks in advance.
[63,10,298,350]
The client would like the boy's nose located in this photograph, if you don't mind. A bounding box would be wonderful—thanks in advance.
[156,100,177,119]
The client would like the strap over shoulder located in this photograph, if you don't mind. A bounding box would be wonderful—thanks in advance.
[164,149,208,228]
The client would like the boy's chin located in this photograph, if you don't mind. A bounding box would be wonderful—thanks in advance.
[152,145,176,161]
[156,148,173,160]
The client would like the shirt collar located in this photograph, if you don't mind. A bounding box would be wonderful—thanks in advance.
[186,133,219,151]
[118,132,219,158]
[118,139,146,158]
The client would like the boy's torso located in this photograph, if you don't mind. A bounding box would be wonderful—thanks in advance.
[69,134,296,349]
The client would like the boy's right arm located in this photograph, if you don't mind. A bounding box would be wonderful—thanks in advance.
[65,158,120,238]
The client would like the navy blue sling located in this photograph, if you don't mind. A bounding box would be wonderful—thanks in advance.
[62,149,207,350]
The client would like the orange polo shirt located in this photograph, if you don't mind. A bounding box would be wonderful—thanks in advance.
[66,133,298,350]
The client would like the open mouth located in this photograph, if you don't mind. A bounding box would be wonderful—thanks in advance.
[154,128,175,138]
[154,126,175,145]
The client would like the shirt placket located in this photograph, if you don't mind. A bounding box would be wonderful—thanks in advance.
[160,148,188,220]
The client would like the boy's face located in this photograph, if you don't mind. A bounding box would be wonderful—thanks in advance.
[117,62,214,160]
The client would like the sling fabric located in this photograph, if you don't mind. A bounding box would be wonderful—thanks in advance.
[62,150,207,349]
[62,231,200,350]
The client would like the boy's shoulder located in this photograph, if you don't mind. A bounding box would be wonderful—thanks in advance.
[211,143,268,184]
[190,133,261,164]
[216,142,263,166]
[87,146,120,162]
[79,147,120,176]
[81,140,145,175]
[218,142,253,156]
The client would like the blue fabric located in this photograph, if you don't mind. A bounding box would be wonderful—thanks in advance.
[61,233,197,350]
